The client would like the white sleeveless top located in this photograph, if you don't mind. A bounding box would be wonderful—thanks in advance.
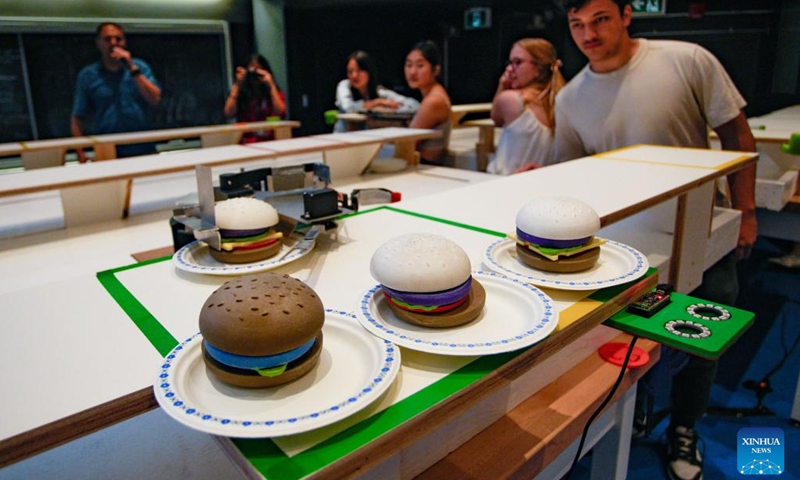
[487,94,554,175]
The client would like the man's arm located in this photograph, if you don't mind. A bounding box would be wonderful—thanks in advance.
[130,63,161,107]
[713,111,757,259]
[70,115,89,164]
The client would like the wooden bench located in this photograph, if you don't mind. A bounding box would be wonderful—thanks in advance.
[451,102,492,126]
[0,128,440,228]
[0,120,300,170]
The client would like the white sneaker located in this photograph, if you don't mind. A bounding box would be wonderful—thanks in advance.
[666,425,703,480]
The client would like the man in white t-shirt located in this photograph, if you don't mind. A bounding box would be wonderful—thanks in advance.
[554,1,757,479]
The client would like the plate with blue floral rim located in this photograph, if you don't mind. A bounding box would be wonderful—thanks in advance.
[483,238,649,291]
[355,270,558,356]
[153,310,400,438]
[172,239,314,276]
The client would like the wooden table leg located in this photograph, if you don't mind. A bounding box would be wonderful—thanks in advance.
[21,149,66,169]
[273,126,293,140]
[393,141,419,166]
[479,125,496,153]
[93,143,117,161]
[669,181,716,293]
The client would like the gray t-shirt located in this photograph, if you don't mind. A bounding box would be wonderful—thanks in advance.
[554,39,746,163]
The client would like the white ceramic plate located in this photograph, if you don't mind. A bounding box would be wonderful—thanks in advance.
[355,270,557,356]
[172,240,314,276]
[483,238,648,291]
[153,310,400,438]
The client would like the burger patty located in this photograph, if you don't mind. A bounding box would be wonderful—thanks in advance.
[202,332,323,389]
[385,280,486,328]
[208,238,282,264]
[516,243,600,273]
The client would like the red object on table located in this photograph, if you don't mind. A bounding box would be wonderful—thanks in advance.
[598,342,650,368]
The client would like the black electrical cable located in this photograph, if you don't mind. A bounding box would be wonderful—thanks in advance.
[566,335,639,480]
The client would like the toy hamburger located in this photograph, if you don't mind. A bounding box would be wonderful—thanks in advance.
[199,273,325,388]
[370,233,486,328]
[514,197,604,273]
[207,197,283,264]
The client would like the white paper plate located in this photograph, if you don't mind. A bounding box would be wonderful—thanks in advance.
[355,270,557,356]
[172,240,314,276]
[153,310,400,438]
[483,238,648,291]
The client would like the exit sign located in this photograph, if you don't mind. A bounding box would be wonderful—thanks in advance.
[465,7,491,30]
[631,0,666,15]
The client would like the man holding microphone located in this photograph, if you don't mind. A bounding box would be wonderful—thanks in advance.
[71,22,162,162]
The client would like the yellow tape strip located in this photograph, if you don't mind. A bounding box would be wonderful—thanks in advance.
[557,297,604,331]
[592,145,754,171]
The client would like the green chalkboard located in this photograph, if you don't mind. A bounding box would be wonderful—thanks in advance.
[0,21,231,143]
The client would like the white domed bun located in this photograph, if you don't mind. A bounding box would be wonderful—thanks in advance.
[516,197,600,240]
[370,233,471,292]
[215,197,279,230]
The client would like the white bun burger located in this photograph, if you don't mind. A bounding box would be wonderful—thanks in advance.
[208,197,283,264]
[370,233,486,328]
[199,273,325,388]
[514,197,603,273]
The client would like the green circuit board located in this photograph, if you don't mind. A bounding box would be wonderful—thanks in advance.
[605,291,755,359]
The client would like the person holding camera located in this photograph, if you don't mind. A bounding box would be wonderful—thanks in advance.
[71,22,162,162]
[224,53,287,143]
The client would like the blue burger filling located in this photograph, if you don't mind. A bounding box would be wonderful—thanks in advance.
[204,337,316,370]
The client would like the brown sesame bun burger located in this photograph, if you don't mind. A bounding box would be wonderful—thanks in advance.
[207,197,283,264]
[369,233,486,328]
[514,197,603,273]
[199,273,325,388]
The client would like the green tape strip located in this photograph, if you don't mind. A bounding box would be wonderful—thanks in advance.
[234,350,519,479]
[384,206,506,238]
[96,255,177,356]
[336,205,506,238]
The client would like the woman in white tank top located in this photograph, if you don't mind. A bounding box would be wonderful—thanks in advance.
[487,38,566,175]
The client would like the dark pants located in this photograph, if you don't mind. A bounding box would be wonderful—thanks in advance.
[640,252,738,428]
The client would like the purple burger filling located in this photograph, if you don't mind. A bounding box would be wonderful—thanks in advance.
[218,227,269,238]
[516,228,590,249]
[381,277,472,307]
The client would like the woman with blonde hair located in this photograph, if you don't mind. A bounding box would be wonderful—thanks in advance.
[487,38,566,174]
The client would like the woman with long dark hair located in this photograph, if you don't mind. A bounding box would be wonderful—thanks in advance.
[224,53,286,143]
[404,40,452,165]
[334,50,419,132]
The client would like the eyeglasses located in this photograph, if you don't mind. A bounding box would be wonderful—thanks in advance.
[506,59,536,70]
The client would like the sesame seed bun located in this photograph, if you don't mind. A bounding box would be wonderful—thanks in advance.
[370,233,472,292]
[516,197,600,242]
[208,198,282,264]
[370,233,485,327]
[199,273,325,388]
[215,197,279,231]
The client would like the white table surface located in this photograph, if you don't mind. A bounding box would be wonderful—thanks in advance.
[396,146,754,234]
